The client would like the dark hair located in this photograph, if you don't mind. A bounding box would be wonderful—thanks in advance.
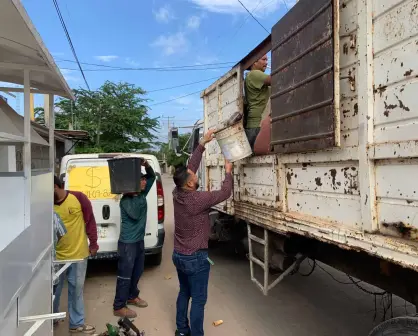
[54,175,63,189]
[173,165,190,188]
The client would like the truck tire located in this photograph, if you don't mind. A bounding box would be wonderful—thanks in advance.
[368,317,418,336]
[148,252,162,266]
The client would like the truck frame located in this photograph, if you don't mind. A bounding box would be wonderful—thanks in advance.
[187,0,418,333]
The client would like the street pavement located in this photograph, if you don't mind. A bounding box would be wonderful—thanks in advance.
[55,174,415,336]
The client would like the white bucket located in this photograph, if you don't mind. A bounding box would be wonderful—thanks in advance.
[215,123,252,162]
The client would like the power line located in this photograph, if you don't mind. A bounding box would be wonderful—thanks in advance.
[217,0,265,59]
[147,77,219,93]
[59,66,231,72]
[149,89,203,107]
[236,0,270,34]
[55,58,236,70]
[52,0,90,90]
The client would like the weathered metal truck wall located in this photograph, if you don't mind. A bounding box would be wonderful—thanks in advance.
[202,67,243,215]
[203,0,418,271]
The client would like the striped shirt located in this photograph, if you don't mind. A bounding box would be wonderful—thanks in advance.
[173,144,232,255]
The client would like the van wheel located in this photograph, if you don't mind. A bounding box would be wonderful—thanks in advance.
[369,317,418,335]
[148,252,162,266]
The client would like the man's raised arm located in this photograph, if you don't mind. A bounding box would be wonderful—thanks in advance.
[187,129,216,174]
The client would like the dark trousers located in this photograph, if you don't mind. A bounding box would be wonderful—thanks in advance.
[113,240,145,310]
[245,127,261,150]
[173,250,211,336]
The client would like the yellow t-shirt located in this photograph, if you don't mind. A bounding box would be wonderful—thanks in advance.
[54,191,98,260]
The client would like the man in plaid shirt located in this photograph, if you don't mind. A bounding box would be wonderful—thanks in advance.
[172,129,233,336]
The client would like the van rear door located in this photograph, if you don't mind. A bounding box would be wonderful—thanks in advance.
[64,157,159,255]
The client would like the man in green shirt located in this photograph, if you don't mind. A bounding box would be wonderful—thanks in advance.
[113,159,156,318]
[244,54,271,149]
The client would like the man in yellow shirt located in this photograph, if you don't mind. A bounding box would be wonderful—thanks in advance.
[53,175,99,334]
[244,54,271,150]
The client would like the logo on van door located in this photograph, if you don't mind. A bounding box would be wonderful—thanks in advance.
[68,166,115,200]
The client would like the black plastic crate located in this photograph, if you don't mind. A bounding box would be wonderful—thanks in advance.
[107,157,143,194]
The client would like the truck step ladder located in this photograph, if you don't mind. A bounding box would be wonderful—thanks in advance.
[247,222,306,295]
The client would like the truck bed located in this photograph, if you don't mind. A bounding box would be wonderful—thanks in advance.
[202,0,418,271]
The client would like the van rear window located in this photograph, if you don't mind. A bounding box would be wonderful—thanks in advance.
[67,166,115,200]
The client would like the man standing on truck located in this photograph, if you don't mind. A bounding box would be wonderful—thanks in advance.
[172,130,233,336]
[53,175,99,335]
[244,54,271,150]
[113,159,156,318]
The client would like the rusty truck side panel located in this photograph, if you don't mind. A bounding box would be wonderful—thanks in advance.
[202,0,418,271]
[270,0,340,154]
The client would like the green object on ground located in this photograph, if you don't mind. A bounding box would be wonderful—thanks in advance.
[106,323,120,336]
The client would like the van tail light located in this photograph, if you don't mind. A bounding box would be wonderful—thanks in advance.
[156,177,165,223]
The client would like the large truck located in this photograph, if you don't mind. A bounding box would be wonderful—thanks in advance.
[180,0,418,333]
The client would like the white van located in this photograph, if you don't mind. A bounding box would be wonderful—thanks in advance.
[59,153,165,265]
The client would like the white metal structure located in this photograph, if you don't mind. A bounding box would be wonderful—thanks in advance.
[0,1,74,334]
[201,0,418,295]
[59,153,165,264]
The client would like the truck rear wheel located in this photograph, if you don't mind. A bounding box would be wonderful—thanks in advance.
[368,317,418,335]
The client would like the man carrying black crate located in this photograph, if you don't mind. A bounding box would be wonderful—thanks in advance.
[113,159,156,318]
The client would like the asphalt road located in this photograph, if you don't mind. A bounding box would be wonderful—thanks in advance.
[55,175,415,336]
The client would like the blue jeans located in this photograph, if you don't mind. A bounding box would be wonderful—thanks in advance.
[113,240,145,310]
[245,127,260,150]
[53,259,88,329]
[172,250,211,336]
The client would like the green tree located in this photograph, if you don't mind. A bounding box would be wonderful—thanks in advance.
[162,133,191,167]
[54,81,159,153]
[34,107,45,125]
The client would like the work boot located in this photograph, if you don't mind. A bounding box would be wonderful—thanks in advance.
[127,297,148,308]
[113,307,137,318]
[175,331,191,336]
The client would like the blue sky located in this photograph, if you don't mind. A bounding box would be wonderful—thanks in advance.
[17,0,293,140]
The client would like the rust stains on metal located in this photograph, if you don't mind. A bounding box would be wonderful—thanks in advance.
[396,95,411,112]
[287,171,293,185]
[329,169,337,186]
[343,43,349,55]
[342,167,358,194]
[384,101,398,110]
[382,222,418,240]
[404,69,414,77]
[315,177,323,186]
[353,103,358,116]
[374,84,387,97]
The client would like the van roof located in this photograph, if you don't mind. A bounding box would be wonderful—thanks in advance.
[62,153,159,161]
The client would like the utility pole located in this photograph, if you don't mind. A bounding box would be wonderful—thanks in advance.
[160,115,175,135]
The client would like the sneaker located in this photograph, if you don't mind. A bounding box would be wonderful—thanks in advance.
[69,324,96,334]
[175,331,191,336]
[127,297,148,308]
[113,307,138,318]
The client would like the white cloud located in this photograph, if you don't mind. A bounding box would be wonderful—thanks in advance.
[187,0,292,15]
[151,32,188,56]
[94,55,119,62]
[125,58,140,67]
[154,5,175,23]
[187,15,201,30]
